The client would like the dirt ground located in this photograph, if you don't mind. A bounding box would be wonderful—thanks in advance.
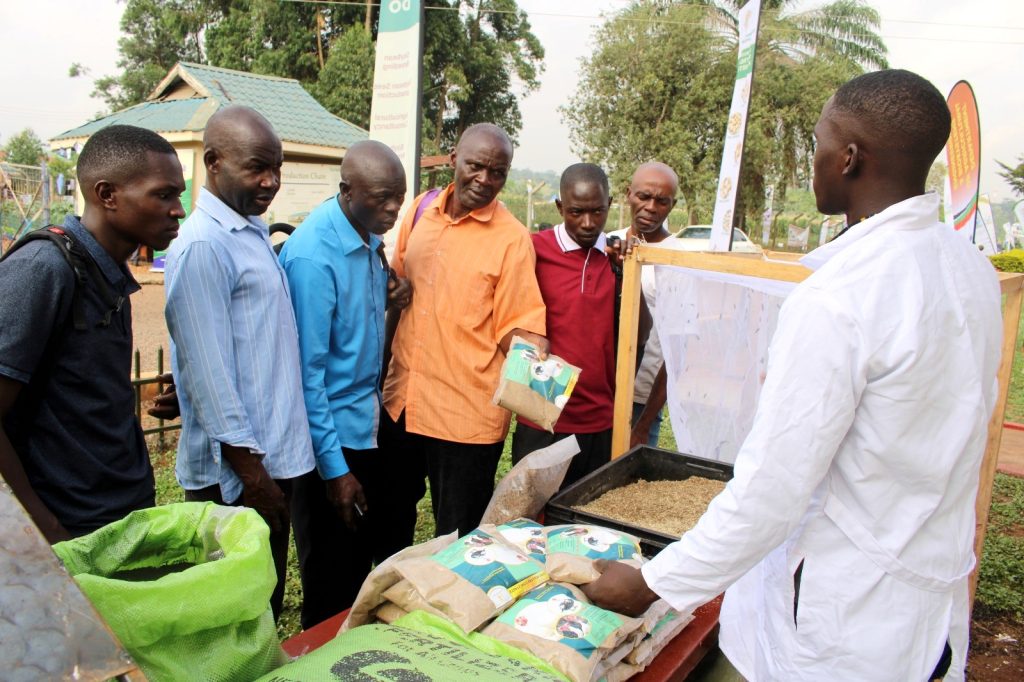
[968,610,1024,681]
[127,268,1023,679]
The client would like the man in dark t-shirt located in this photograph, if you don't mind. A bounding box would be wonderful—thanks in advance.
[0,125,186,542]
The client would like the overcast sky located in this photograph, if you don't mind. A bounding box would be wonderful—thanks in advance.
[1,0,1021,199]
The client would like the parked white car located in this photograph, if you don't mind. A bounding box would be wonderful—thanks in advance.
[673,225,763,254]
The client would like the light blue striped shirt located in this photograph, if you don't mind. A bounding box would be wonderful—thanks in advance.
[165,187,315,502]
[279,195,387,480]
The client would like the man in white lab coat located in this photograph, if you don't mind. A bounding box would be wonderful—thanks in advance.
[582,70,1003,681]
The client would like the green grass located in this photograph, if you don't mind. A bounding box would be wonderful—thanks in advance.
[976,473,1024,617]
[1005,302,1024,423]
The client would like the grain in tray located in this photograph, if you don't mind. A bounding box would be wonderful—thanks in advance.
[573,477,726,537]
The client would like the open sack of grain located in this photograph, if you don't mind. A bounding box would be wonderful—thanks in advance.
[480,436,580,525]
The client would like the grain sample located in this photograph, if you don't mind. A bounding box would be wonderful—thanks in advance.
[573,478,726,537]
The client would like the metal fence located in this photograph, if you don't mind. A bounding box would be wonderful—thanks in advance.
[132,346,180,450]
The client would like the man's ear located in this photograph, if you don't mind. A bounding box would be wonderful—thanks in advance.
[95,180,117,210]
[842,143,860,177]
[555,198,563,216]
[339,179,351,200]
[449,150,457,169]
[204,148,219,174]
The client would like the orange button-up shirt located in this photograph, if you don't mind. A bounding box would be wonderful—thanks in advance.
[384,185,547,443]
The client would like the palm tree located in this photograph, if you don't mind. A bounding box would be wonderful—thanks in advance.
[699,0,889,228]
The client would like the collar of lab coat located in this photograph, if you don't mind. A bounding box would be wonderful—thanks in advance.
[800,193,941,272]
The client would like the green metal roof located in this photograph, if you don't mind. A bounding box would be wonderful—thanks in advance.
[52,62,367,149]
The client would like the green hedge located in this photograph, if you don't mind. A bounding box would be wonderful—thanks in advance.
[990,249,1024,273]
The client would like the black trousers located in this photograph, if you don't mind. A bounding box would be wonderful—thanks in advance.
[184,478,295,621]
[289,444,424,630]
[510,424,612,491]
[381,410,500,537]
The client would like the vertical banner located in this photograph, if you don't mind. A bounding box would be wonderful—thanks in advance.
[709,0,762,252]
[944,81,981,241]
[976,194,999,253]
[370,0,424,248]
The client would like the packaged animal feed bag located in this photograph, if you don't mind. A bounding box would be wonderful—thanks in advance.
[544,525,644,584]
[495,518,548,563]
[393,528,549,632]
[494,336,582,432]
[482,582,642,682]
[342,531,458,631]
[626,609,694,665]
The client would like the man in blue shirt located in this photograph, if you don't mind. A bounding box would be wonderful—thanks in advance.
[165,106,316,619]
[280,140,417,628]
[0,125,185,543]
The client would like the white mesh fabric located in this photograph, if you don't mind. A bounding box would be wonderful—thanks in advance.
[652,265,798,463]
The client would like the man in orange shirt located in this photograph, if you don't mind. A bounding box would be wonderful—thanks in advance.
[381,123,547,536]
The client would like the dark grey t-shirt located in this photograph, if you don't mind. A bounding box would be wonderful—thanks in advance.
[0,216,154,535]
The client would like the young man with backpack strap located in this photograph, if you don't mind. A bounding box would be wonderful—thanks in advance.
[0,124,186,543]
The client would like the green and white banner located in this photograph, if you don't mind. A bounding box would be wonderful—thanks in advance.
[370,0,424,237]
[709,0,762,251]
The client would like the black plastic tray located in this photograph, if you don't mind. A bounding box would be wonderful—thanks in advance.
[545,445,734,558]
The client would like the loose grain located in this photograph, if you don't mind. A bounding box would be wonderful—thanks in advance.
[574,478,726,537]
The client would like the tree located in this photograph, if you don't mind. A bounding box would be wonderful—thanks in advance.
[2,129,45,166]
[999,156,1024,197]
[310,24,376,130]
[566,0,887,225]
[74,0,544,148]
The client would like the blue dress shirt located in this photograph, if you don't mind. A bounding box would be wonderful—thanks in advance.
[165,187,315,503]
[279,195,388,480]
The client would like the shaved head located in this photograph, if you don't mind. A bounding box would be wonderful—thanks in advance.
[202,105,282,216]
[448,123,513,217]
[341,140,404,188]
[456,123,513,157]
[630,162,678,193]
[627,161,678,237]
[203,106,277,154]
[339,140,407,238]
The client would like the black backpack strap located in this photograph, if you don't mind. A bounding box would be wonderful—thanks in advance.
[1,226,123,330]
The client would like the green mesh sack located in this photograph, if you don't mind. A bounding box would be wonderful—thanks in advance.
[53,502,287,682]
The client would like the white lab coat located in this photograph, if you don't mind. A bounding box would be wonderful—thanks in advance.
[641,194,1002,681]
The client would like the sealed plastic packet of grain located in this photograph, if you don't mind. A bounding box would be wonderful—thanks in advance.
[544,524,644,584]
[494,336,581,432]
[341,531,458,632]
[482,582,642,682]
[392,528,550,632]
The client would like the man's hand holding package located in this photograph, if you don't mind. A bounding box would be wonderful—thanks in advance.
[581,558,660,617]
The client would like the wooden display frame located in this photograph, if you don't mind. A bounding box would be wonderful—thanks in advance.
[611,244,1024,603]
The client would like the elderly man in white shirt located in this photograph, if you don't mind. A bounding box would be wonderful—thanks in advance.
[583,70,1002,682]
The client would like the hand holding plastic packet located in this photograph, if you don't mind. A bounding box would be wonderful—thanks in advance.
[480,435,580,525]
[494,336,582,432]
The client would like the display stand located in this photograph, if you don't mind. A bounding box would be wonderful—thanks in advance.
[610,243,1024,606]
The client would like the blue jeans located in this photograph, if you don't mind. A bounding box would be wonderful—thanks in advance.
[631,402,663,447]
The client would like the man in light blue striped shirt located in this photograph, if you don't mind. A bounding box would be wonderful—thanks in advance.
[280,140,419,629]
[164,106,315,619]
